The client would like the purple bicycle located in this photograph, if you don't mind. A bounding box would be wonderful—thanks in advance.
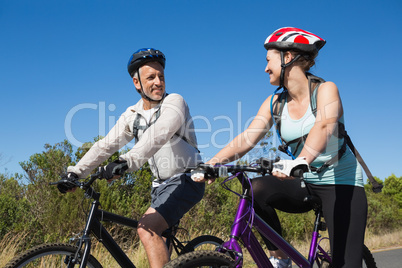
[164,159,377,268]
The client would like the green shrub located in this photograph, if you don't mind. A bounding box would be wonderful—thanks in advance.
[365,176,401,234]
[1,139,401,252]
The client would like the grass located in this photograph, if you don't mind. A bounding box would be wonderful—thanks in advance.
[90,240,149,267]
[0,232,28,267]
[365,230,402,251]
[1,229,401,268]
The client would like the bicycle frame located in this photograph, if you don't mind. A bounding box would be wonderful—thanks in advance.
[218,172,331,268]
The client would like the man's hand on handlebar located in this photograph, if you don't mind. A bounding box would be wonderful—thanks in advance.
[56,160,129,194]
[102,160,129,182]
[57,172,79,193]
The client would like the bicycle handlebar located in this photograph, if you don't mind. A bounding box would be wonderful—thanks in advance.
[49,170,105,190]
[193,157,306,179]
[196,164,268,176]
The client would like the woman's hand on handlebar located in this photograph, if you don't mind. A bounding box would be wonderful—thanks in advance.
[272,157,310,180]
[191,162,217,184]
[190,157,309,183]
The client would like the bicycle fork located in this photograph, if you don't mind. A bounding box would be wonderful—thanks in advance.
[308,209,332,266]
[220,192,273,268]
[66,200,99,268]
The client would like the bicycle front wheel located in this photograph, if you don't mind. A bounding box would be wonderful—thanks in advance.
[182,235,224,252]
[165,250,235,268]
[4,243,102,268]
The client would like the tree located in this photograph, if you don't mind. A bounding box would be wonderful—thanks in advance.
[14,138,154,246]
[18,140,77,243]
[0,173,29,238]
[383,174,402,208]
[364,176,401,233]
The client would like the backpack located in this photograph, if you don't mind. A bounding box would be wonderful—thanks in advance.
[270,73,382,192]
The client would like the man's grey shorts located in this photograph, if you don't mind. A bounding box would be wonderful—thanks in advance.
[151,173,205,227]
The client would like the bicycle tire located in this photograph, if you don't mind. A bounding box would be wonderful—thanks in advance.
[164,250,235,268]
[362,244,377,268]
[4,243,103,268]
[314,244,377,268]
[182,235,224,253]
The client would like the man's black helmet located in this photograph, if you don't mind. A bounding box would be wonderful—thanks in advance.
[127,48,166,77]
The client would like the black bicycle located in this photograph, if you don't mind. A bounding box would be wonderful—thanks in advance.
[5,171,223,268]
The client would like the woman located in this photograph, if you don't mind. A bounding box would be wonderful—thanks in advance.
[204,27,367,268]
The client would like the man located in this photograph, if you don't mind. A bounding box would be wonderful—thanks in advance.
[58,48,205,267]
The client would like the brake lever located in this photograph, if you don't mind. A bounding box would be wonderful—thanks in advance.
[255,157,280,173]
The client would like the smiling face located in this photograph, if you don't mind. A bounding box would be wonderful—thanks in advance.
[133,61,165,102]
[265,49,282,86]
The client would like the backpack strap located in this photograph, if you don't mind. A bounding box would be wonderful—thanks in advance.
[132,103,200,153]
[271,90,295,158]
[344,133,383,192]
[309,136,347,173]
[132,113,148,143]
[307,73,325,116]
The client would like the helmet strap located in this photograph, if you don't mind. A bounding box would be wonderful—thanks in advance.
[279,51,301,89]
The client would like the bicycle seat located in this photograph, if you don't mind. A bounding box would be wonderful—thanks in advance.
[303,195,322,210]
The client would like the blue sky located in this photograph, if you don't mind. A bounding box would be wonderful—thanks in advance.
[1,0,401,181]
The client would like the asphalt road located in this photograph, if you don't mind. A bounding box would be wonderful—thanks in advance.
[372,247,402,268]
[289,247,402,267]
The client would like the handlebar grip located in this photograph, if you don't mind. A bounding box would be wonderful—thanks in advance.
[291,168,304,178]
[49,178,79,186]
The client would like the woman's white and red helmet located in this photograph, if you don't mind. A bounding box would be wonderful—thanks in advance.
[264,27,326,55]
